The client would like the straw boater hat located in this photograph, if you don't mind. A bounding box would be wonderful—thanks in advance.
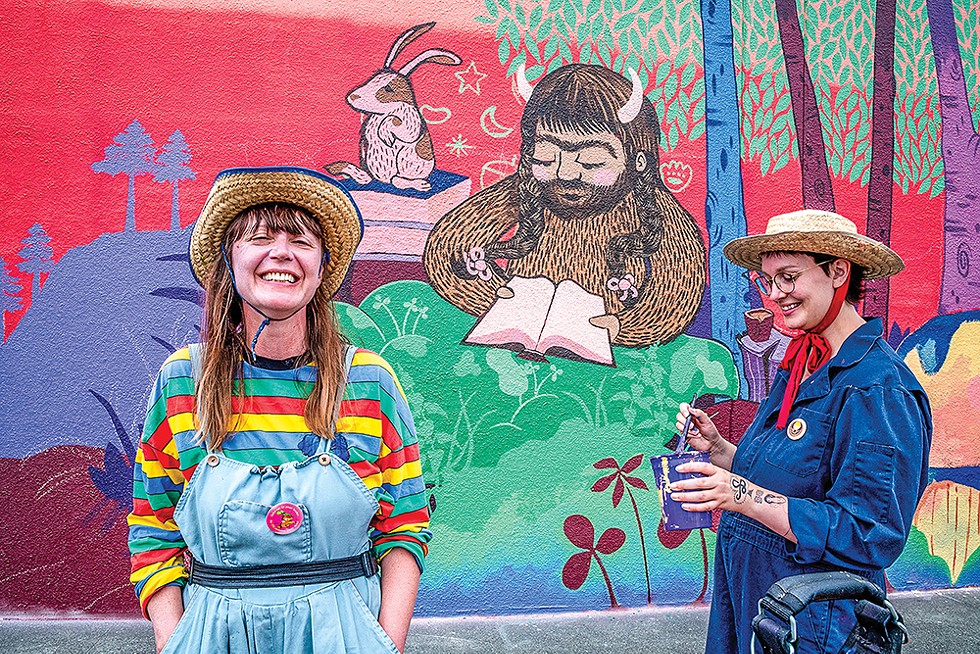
[723,210,904,279]
[189,167,363,297]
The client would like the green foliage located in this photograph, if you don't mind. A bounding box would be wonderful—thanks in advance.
[476,0,705,151]
[953,0,980,133]
[893,0,945,196]
[732,0,796,176]
[337,281,738,517]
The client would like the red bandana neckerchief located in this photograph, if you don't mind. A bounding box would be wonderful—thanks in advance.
[775,273,850,429]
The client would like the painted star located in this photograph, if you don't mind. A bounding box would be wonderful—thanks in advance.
[455,60,488,95]
[446,134,474,157]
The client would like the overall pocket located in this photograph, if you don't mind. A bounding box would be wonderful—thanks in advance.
[217,500,313,566]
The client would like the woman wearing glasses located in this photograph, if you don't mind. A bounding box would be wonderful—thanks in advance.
[671,210,931,653]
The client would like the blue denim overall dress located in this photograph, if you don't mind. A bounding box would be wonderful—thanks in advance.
[161,347,400,653]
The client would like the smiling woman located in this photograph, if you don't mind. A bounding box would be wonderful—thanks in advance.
[672,209,931,654]
[128,167,431,654]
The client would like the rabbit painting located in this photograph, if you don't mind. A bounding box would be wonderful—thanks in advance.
[326,23,461,192]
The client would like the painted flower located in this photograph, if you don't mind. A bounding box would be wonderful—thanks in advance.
[607,274,638,302]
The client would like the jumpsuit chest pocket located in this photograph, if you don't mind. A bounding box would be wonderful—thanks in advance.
[763,407,832,477]
[217,500,313,566]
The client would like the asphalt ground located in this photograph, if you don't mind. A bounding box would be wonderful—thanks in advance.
[1,587,977,653]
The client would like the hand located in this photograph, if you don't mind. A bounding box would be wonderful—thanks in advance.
[463,247,493,281]
[668,461,736,513]
[496,286,515,298]
[588,314,621,341]
[670,464,795,539]
[675,403,722,455]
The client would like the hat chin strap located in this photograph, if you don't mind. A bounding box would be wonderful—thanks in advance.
[775,270,850,429]
[220,244,328,360]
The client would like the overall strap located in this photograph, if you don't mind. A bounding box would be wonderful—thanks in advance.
[343,343,357,377]
[188,343,203,385]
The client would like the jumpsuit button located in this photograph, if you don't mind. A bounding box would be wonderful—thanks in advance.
[205,454,219,467]
[318,453,331,466]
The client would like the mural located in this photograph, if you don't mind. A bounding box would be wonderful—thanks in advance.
[1,0,979,621]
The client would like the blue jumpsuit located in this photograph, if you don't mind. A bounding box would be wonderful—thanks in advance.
[160,348,402,654]
[707,318,932,653]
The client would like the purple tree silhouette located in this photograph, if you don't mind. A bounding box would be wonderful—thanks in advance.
[928,0,980,313]
[154,129,196,231]
[592,454,653,604]
[0,256,24,342]
[561,514,626,608]
[17,223,54,301]
[775,0,835,210]
[91,119,161,232]
[862,0,897,324]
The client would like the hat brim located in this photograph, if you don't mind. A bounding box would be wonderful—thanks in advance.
[189,167,363,297]
[723,231,904,279]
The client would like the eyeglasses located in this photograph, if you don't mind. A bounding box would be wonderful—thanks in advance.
[745,260,832,296]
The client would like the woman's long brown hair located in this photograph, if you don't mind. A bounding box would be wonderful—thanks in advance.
[195,203,348,451]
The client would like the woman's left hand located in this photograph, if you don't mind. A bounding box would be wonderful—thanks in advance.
[669,461,739,513]
[670,461,796,542]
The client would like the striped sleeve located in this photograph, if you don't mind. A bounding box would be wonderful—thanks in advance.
[339,350,432,572]
[127,348,194,618]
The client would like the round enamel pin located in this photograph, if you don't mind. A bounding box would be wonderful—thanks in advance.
[787,418,807,441]
[266,502,303,535]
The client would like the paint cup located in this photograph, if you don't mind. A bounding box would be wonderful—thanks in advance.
[650,451,713,531]
[744,308,774,342]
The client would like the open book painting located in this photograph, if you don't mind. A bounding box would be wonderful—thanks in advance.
[464,276,615,366]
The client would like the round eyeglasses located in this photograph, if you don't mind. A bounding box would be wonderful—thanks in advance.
[745,260,832,296]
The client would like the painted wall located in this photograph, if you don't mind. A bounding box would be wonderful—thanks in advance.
[1,0,979,618]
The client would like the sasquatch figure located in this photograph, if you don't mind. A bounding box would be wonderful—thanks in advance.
[423,64,705,347]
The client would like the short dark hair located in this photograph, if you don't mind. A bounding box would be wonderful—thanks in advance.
[806,252,865,304]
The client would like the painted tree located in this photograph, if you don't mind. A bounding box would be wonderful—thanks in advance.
[91,119,161,232]
[774,0,835,209]
[0,256,24,343]
[929,0,980,313]
[154,130,196,231]
[17,223,54,300]
[863,0,898,323]
[701,0,749,365]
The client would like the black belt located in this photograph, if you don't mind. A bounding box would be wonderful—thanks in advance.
[187,551,379,589]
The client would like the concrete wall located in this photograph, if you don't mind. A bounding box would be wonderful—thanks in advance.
[1,0,978,618]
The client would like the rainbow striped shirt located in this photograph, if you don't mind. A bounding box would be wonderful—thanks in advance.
[127,347,431,616]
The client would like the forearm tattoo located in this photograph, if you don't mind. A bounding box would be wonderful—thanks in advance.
[731,476,787,506]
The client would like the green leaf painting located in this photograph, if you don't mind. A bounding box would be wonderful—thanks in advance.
[475,0,967,193]
[478,0,705,151]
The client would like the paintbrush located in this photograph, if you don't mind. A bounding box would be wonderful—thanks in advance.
[674,393,698,454]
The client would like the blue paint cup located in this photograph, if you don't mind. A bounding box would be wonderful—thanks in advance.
[650,451,713,531]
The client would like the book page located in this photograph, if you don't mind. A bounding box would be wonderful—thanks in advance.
[537,279,614,366]
[463,276,557,351]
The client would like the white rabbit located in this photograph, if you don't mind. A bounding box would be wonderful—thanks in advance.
[326,23,460,192]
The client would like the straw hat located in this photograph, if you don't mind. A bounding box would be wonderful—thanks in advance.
[189,167,362,297]
[723,210,904,279]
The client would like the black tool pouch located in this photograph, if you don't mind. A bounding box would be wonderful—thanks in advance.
[751,571,909,654]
